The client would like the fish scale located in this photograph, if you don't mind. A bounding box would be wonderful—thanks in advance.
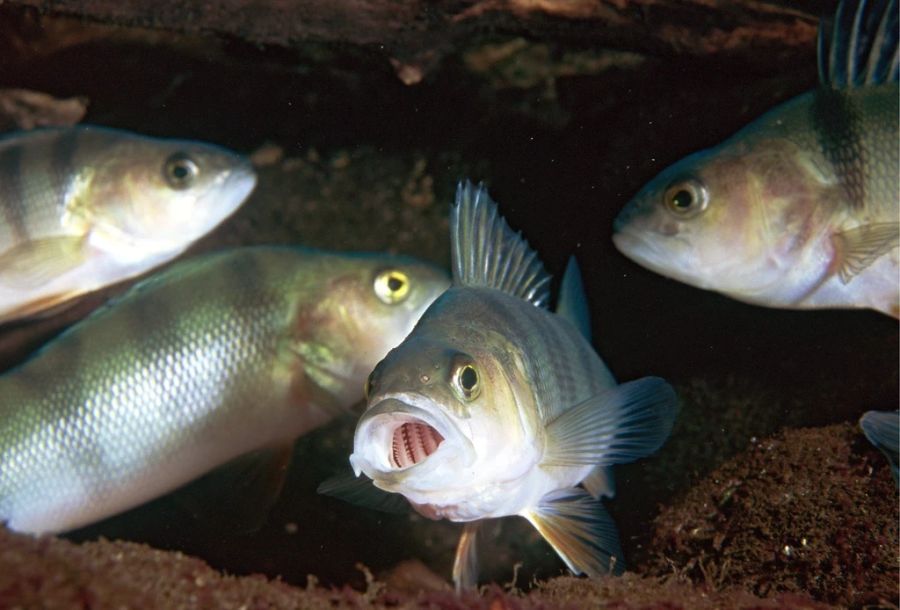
[0,246,449,534]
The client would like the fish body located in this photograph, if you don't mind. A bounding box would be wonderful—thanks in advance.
[0,246,449,534]
[342,183,678,589]
[0,125,257,324]
[613,0,899,317]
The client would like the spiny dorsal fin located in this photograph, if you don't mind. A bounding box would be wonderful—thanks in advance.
[451,181,551,308]
[818,0,899,88]
[523,487,624,578]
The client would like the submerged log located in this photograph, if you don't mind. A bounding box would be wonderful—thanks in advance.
[6,0,829,82]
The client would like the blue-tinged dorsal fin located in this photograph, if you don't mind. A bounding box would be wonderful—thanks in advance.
[818,0,899,88]
[451,181,551,308]
[555,256,592,342]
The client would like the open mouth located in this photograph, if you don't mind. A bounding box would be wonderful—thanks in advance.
[390,421,444,469]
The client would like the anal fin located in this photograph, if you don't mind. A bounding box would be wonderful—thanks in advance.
[522,487,624,578]
[452,521,482,592]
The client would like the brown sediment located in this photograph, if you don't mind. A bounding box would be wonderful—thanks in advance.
[640,422,899,608]
[0,525,837,610]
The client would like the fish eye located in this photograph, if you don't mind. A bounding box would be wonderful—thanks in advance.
[454,364,480,400]
[374,269,410,304]
[164,153,199,190]
[663,178,708,218]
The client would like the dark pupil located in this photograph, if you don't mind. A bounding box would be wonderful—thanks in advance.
[671,189,694,209]
[387,276,404,292]
[171,163,191,180]
[460,366,477,391]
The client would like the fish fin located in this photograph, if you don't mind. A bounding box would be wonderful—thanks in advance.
[452,521,482,592]
[450,180,551,308]
[542,377,678,467]
[522,487,624,577]
[175,442,294,533]
[555,257,592,342]
[831,222,899,283]
[582,466,616,499]
[819,0,898,88]
[0,236,89,288]
[317,472,410,514]
[860,410,900,483]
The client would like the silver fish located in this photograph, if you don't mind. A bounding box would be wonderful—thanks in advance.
[0,125,257,324]
[613,0,899,317]
[860,410,899,483]
[0,246,449,534]
[328,183,678,589]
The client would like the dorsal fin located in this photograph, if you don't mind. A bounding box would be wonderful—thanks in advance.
[818,0,899,88]
[555,257,591,341]
[450,181,551,308]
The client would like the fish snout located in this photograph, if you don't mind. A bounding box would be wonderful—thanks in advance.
[351,399,447,477]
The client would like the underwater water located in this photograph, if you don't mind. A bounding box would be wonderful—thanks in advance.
[0,2,896,604]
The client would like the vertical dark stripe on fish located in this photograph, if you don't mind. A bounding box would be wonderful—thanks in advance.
[810,88,867,209]
[0,142,28,242]
[50,128,82,214]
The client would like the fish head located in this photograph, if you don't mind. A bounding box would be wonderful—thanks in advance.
[613,134,830,303]
[349,316,539,516]
[84,133,257,251]
[309,256,451,377]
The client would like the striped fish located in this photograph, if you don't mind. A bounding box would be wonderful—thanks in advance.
[0,125,256,324]
[0,246,449,534]
[330,183,677,590]
[613,0,899,317]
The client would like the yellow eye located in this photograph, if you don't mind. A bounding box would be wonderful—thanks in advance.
[454,364,480,400]
[663,178,708,218]
[164,153,199,190]
[374,269,410,304]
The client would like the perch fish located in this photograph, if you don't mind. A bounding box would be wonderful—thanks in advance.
[613,0,899,317]
[0,125,257,324]
[0,246,449,534]
[329,183,678,589]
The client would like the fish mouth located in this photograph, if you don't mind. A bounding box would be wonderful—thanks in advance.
[350,397,465,480]
[389,420,444,469]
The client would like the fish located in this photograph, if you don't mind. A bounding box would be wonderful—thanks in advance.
[859,410,899,483]
[324,182,678,590]
[0,245,449,534]
[612,0,899,317]
[0,125,257,324]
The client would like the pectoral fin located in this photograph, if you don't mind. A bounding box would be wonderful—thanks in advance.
[859,410,899,484]
[522,487,624,578]
[831,222,899,284]
[542,377,678,468]
[0,236,89,288]
[175,442,295,533]
[452,521,481,592]
[317,472,410,514]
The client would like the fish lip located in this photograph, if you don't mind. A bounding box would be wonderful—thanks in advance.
[350,394,466,479]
